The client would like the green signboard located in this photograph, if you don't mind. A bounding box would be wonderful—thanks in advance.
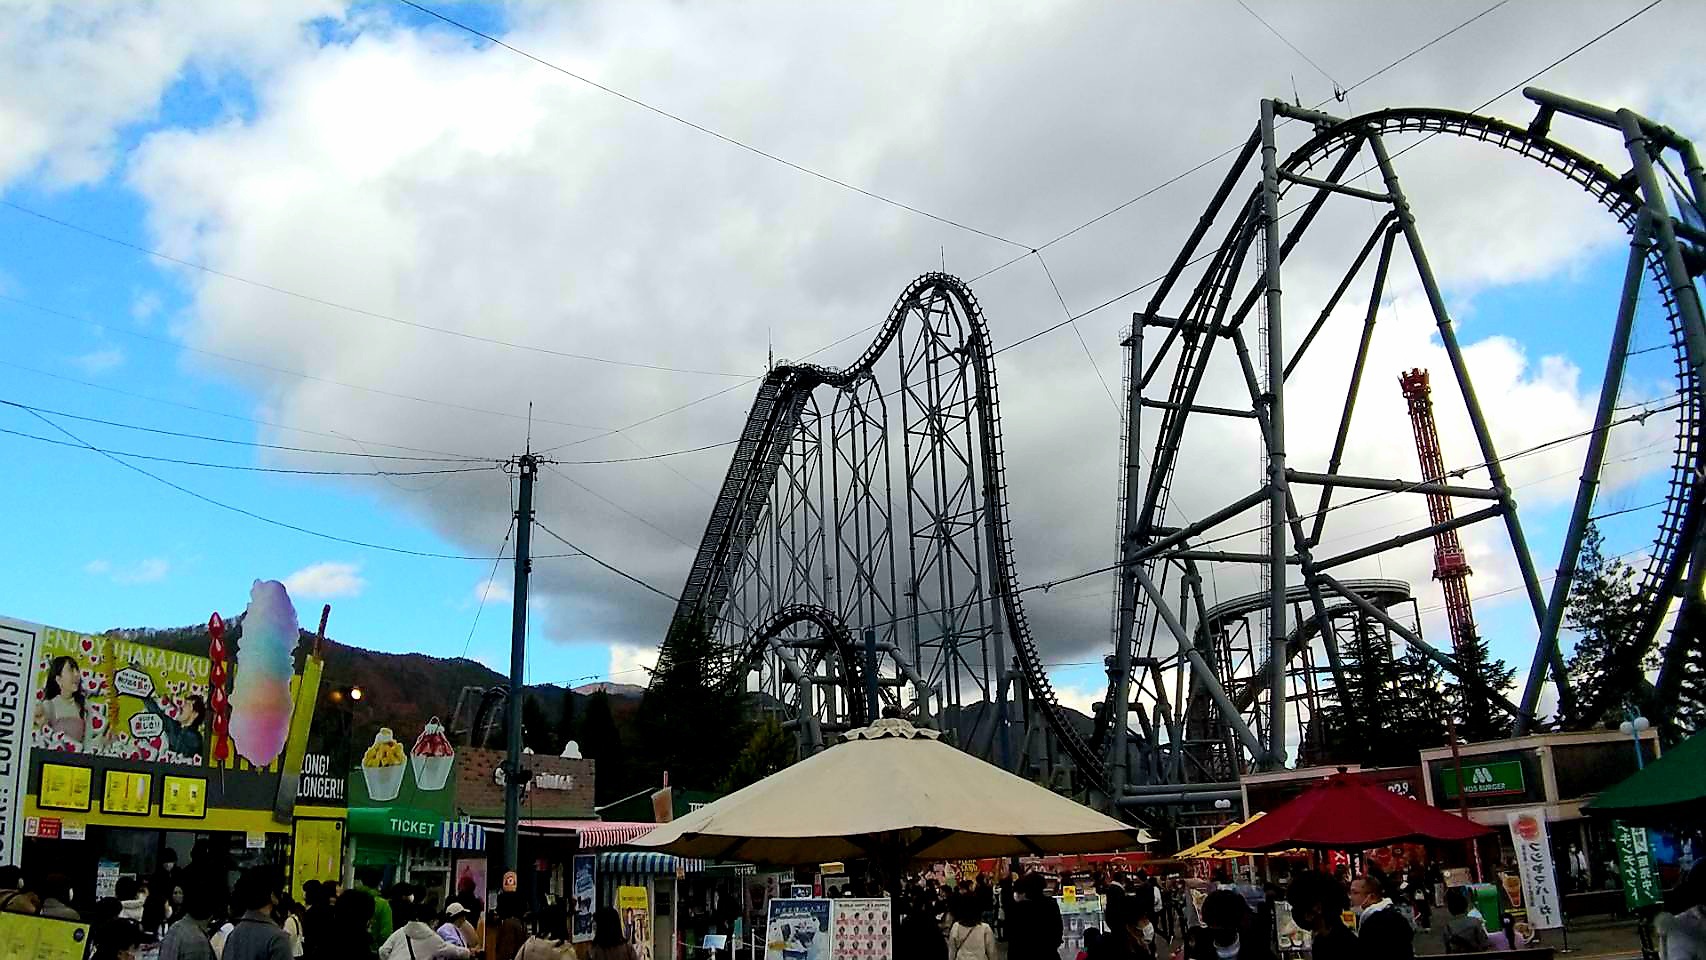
[1612,820,1662,910]
[1441,759,1525,799]
[345,805,441,841]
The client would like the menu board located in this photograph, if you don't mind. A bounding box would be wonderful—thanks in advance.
[831,897,890,960]
[38,763,91,812]
[161,775,207,819]
[102,770,152,815]
[0,912,91,960]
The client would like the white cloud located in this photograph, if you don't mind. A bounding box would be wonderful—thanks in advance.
[83,559,111,576]
[608,643,659,685]
[131,291,163,324]
[70,346,125,375]
[112,558,170,585]
[283,561,366,598]
[473,579,512,607]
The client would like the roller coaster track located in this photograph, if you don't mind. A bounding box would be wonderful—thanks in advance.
[1102,103,1705,747]
[739,604,869,728]
[667,273,1112,792]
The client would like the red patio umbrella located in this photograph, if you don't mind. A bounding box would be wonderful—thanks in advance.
[1214,772,1492,852]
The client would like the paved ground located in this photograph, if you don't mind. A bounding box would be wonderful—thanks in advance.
[1411,915,1651,959]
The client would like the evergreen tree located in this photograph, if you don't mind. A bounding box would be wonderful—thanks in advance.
[638,615,749,791]
[580,690,629,805]
[1443,635,1516,742]
[555,694,577,756]
[1564,524,1655,728]
[718,714,797,792]
[521,693,556,755]
[1316,618,1447,766]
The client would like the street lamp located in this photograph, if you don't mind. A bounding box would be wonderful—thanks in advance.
[1618,708,1650,769]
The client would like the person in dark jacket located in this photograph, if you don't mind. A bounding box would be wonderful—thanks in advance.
[1440,887,1490,953]
[1350,875,1414,958]
[898,892,948,960]
[1006,873,1062,960]
[1185,889,1276,960]
[1284,872,1356,960]
[142,694,206,759]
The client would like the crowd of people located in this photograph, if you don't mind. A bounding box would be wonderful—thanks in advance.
[0,854,646,960]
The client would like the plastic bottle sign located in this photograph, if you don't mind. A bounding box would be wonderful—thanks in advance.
[503,871,518,892]
[113,667,155,698]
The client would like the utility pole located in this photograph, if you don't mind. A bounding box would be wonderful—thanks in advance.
[504,450,538,880]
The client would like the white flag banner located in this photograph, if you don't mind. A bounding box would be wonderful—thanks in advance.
[1506,808,1564,930]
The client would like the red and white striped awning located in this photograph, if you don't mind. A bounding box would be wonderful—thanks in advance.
[471,819,658,847]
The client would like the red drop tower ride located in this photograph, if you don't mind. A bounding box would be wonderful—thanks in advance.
[1400,368,1478,653]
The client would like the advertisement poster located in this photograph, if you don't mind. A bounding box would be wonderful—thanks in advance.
[1505,808,1563,930]
[1612,821,1663,911]
[618,885,653,960]
[0,912,90,960]
[572,854,597,942]
[831,898,890,960]
[28,625,211,765]
[767,898,831,960]
[453,858,488,909]
[0,619,43,868]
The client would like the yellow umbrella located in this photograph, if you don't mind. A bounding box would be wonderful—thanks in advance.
[1178,813,1268,860]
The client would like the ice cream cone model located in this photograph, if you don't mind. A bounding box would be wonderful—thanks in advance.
[362,727,406,801]
[410,717,455,791]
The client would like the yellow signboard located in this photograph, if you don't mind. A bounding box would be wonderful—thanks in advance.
[39,763,92,812]
[1063,885,1077,904]
[102,770,152,815]
[0,911,90,959]
[617,885,649,911]
[161,775,207,819]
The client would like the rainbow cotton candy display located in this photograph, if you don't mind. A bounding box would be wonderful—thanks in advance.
[228,579,298,767]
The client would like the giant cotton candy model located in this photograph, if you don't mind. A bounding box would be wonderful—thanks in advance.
[227,580,297,767]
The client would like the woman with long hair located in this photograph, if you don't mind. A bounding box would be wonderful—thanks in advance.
[589,905,639,960]
[948,894,997,960]
[40,655,91,747]
[516,901,573,959]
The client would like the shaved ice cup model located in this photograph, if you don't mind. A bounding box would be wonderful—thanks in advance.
[411,718,455,791]
[362,729,407,802]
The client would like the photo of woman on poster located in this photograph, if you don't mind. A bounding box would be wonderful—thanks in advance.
[38,654,95,750]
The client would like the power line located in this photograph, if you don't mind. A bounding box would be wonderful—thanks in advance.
[0,200,753,379]
[542,462,694,548]
[14,405,569,561]
[1231,0,1342,91]
[0,358,488,461]
[462,514,517,660]
[535,520,679,602]
[1035,251,1119,411]
[391,0,1029,252]
[0,294,611,433]
[0,423,502,477]
[0,397,490,463]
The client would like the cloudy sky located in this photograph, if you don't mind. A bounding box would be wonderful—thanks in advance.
[2,0,1701,734]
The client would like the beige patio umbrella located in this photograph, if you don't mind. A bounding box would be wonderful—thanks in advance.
[629,718,1142,868]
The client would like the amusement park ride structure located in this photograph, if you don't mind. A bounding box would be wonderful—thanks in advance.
[658,89,1706,817]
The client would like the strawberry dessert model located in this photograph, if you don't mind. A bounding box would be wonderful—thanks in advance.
[362,727,407,802]
[410,717,455,791]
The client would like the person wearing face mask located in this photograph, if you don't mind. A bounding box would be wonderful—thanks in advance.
[1185,889,1276,960]
[93,918,147,960]
[1349,875,1413,958]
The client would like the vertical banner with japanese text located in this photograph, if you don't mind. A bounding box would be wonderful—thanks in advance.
[1505,808,1564,930]
[1612,821,1662,911]
[0,619,43,869]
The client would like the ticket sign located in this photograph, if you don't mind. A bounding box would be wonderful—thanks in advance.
[161,775,207,819]
[102,771,152,816]
[39,764,92,812]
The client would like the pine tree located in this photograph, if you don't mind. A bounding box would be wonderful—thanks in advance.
[521,694,556,755]
[638,615,750,791]
[1444,635,1516,742]
[580,690,629,805]
[555,694,577,756]
[719,713,797,792]
[1564,524,1655,728]
[1316,618,1448,766]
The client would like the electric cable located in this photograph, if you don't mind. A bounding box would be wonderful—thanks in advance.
[534,521,679,602]
[0,201,753,379]
[1231,0,1343,92]
[0,294,612,433]
[1035,251,1119,412]
[461,513,518,660]
[542,462,694,548]
[391,0,1028,252]
[13,405,572,561]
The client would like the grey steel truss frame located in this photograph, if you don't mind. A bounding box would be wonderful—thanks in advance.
[1103,91,1706,799]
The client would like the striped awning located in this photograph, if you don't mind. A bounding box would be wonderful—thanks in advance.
[597,851,705,875]
[576,822,658,848]
[440,819,486,851]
